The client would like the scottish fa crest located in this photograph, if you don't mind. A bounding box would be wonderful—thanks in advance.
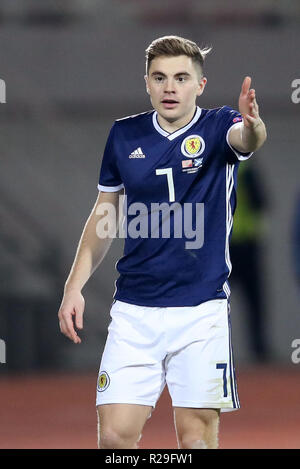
[97,371,110,392]
[181,135,205,158]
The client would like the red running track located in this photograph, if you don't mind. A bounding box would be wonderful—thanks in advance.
[0,366,299,449]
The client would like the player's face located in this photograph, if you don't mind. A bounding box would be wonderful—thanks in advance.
[145,55,207,126]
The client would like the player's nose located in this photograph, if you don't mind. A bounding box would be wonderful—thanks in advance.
[164,78,176,93]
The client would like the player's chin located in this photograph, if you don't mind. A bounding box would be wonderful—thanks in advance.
[158,105,181,120]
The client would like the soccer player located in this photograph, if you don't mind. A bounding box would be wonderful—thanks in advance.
[58,36,267,449]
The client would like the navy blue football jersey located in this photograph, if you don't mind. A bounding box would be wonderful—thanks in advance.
[98,105,253,307]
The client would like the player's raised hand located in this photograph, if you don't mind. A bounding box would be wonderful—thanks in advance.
[58,289,85,344]
[238,76,260,128]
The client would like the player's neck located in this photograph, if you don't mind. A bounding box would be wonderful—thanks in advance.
[156,106,197,134]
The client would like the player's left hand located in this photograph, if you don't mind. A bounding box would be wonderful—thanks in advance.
[238,76,261,128]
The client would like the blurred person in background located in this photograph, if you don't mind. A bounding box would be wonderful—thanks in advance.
[292,191,300,290]
[230,160,270,362]
[58,35,267,449]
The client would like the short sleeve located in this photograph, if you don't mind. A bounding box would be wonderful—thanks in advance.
[97,123,124,192]
[222,106,254,163]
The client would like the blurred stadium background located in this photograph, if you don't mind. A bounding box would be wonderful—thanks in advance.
[0,0,299,449]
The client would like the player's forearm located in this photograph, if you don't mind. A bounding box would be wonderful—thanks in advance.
[64,219,113,294]
[241,118,267,152]
[64,198,119,294]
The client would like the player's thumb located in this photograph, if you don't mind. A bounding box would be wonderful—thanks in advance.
[74,302,84,329]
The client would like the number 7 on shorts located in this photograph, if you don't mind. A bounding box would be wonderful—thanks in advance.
[216,363,228,397]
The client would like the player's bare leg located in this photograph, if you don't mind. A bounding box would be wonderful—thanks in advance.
[173,408,220,449]
[97,403,152,449]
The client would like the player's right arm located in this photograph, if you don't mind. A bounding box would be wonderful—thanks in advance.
[58,188,124,344]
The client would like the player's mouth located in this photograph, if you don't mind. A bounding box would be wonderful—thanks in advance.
[161,99,179,109]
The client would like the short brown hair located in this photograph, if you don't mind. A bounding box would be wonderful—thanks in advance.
[145,35,212,78]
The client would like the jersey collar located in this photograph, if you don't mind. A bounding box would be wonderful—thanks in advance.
[152,106,202,141]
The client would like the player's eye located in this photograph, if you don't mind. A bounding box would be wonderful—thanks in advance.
[154,76,164,83]
[177,76,186,82]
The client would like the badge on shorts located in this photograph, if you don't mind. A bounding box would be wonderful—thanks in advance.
[97,371,110,392]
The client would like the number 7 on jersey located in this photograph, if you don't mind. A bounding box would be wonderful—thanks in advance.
[156,168,175,202]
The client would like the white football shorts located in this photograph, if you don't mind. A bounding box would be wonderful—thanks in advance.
[96,298,240,412]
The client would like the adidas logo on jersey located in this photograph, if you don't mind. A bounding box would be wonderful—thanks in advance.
[129,147,146,158]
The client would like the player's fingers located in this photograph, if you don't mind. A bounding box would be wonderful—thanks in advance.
[241,76,251,96]
[59,309,81,343]
[66,313,81,343]
[248,88,255,98]
[74,296,84,330]
[75,307,84,330]
[253,97,259,112]
[244,114,256,125]
[249,100,259,118]
[59,315,74,341]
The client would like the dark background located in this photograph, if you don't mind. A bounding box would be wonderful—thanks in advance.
[0,1,299,448]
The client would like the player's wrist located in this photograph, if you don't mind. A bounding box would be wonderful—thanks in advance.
[64,283,83,296]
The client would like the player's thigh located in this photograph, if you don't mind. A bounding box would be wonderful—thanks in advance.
[97,403,152,442]
[173,407,220,449]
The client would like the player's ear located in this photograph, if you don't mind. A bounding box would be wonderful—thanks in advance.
[144,74,150,95]
[197,76,207,97]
